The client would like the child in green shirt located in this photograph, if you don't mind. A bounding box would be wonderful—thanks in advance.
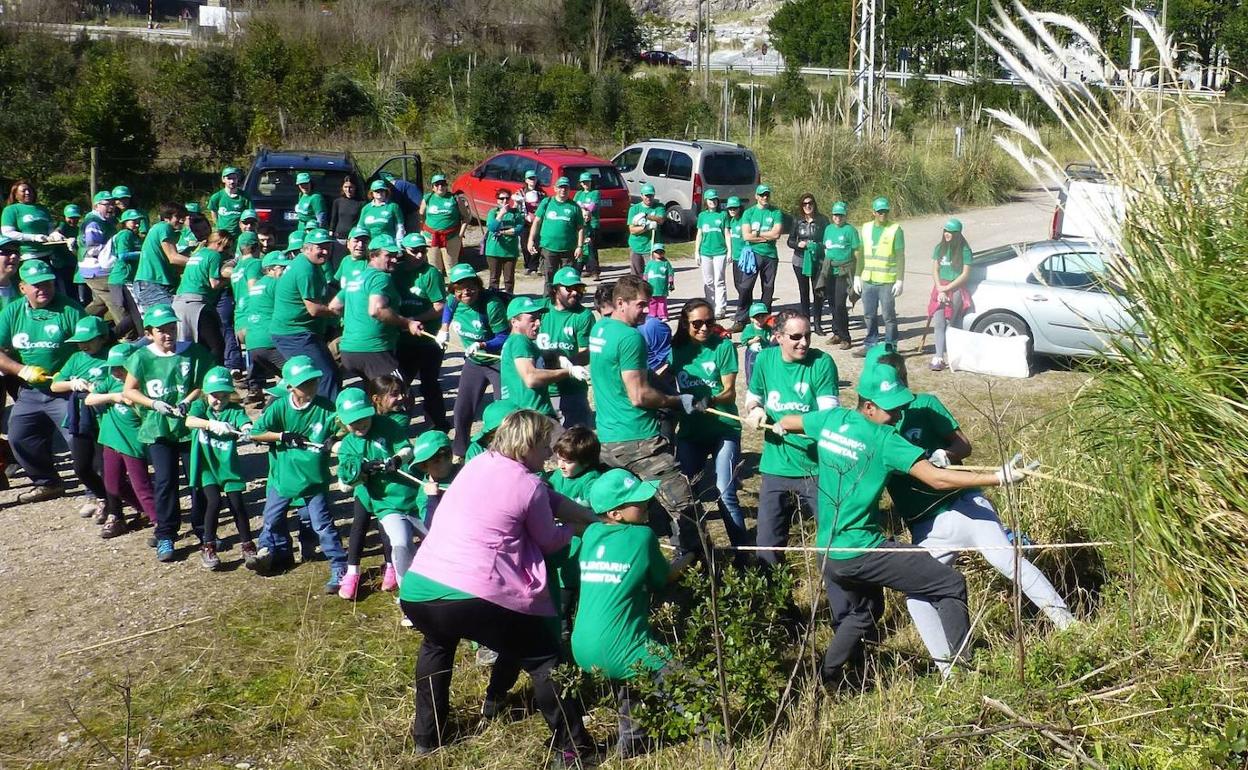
[643,244,674,320]
[464,398,518,462]
[544,426,605,644]
[738,301,773,385]
[85,343,157,538]
[410,429,457,530]
[49,316,111,521]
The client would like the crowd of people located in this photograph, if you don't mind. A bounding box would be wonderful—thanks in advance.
[0,169,1071,765]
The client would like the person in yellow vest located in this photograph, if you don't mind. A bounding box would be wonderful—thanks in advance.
[852,196,905,358]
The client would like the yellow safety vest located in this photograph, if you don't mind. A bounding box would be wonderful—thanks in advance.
[860,222,901,284]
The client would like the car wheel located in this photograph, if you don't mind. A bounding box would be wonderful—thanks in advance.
[971,311,1034,354]
[662,203,689,240]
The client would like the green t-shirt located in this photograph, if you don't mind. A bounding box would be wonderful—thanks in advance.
[393,260,446,338]
[0,296,85,378]
[727,214,745,260]
[822,222,862,273]
[175,247,224,301]
[886,393,969,524]
[125,343,213,444]
[589,316,659,444]
[229,256,263,316]
[742,204,783,259]
[500,333,556,416]
[356,201,403,238]
[643,258,673,298]
[107,228,144,286]
[739,321,773,349]
[176,226,199,255]
[295,192,327,229]
[95,373,144,458]
[671,335,739,439]
[570,522,671,680]
[2,202,53,258]
[52,350,108,386]
[206,189,251,234]
[188,400,252,492]
[421,192,460,231]
[696,210,728,257]
[134,221,181,286]
[270,255,328,336]
[574,189,600,230]
[537,301,594,396]
[335,255,368,289]
[535,198,583,252]
[336,417,420,519]
[242,275,278,349]
[251,393,338,500]
[802,408,924,558]
[339,266,401,353]
[626,202,664,255]
[934,242,973,283]
[450,292,507,365]
[484,207,524,259]
[399,572,475,603]
[747,347,840,477]
[545,465,602,592]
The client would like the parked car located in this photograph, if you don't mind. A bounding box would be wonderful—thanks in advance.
[612,138,759,238]
[639,50,691,67]
[958,238,1141,357]
[244,148,422,239]
[450,145,631,232]
[1050,161,1123,243]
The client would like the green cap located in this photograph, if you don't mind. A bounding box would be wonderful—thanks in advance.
[92,191,113,205]
[856,362,913,411]
[285,232,304,253]
[872,196,890,212]
[578,171,593,183]
[448,263,479,285]
[507,295,547,319]
[369,234,399,253]
[0,236,14,250]
[336,387,376,425]
[551,266,585,288]
[62,204,81,219]
[142,303,177,328]
[555,176,571,188]
[651,243,666,253]
[106,343,132,368]
[66,315,108,343]
[18,260,55,285]
[640,183,656,196]
[221,166,241,179]
[110,186,131,199]
[524,169,538,180]
[862,341,899,371]
[202,366,236,395]
[304,228,333,245]
[400,232,428,250]
[589,468,660,515]
[295,172,313,185]
[184,202,202,215]
[755,184,771,195]
[282,355,323,387]
[831,201,848,215]
[726,196,742,208]
[348,226,370,241]
[379,171,396,182]
[411,430,451,463]
[943,218,963,233]
[120,208,145,224]
[748,302,769,318]
[431,173,447,185]
[239,209,258,222]
[369,179,388,192]
[703,189,719,200]
[237,231,258,248]
[472,400,518,442]
[262,251,291,269]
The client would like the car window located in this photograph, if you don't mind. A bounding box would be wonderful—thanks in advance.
[667,151,693,181]
[511,156,538,183]
[642,148,671,177]
[1031,252,1108,290]
[614,148,642,174]
[535,163,553,187]
[564,165,626,190]
[250,169,356,203]
[701,152,757,186]
[482,154,517,181]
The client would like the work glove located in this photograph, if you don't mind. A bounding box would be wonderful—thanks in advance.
[465,342,483,358]
[745,406,768,430]
[423,480,440,497]
[67,378,92,393]
[434,329,450,349]
[567,365,590,382]
[150,399,178,417]
[279,431,308,448]
[892,279,904,297]
[17,365,49,385]
[995,453,1040,485]
[770,422,788,437]
[396,446,414,463]
[927,448,951,468]
[318,437,335,455]
[677,394,697,414]
[28,233,48,243]
[852,276,864,295]
[206,419,233,436]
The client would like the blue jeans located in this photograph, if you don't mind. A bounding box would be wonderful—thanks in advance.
[131,280,173,314]
[258,486,346,576]
[216,290,244,371]
[8,387,70,487]
[272,332,341,401]
[860,281,898,348]
[676,433,747,547]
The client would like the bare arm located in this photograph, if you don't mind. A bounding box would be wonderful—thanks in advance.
[908,459,999,490]
[161,240,188,267]
[622,368,680,411]
[513,356,567,388]
[84,391,126,407]
[713,372,736,406]
[303,298,339,318]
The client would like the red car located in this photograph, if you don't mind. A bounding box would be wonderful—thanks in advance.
[451,146,631,233]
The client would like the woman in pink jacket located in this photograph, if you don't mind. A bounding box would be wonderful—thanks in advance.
[399,409,599,764]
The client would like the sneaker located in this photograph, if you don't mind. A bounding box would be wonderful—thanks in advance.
[325,568,346,595]
[839,339,852,350]
[100,515,128,539]
[78,500,97,518]
[381,563,399,591]
[155,539,175,562]
[147,534,158,548]
[930,356,946,371]
[17,485,64,505]
[200,544,222,571]
[400,614,413,628]
[241,541,260,570]
[92,501,108,525]
[829,335,844,345]
[253,547,294,576]
[338,571,360,600]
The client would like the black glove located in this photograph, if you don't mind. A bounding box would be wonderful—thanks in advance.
[381,456,402,473]
[360,459,386,475]
[280,431,307,448]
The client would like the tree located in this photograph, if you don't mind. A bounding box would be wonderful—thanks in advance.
[768,0,853,69]
[559,0,642,68]
[68,53,158,173]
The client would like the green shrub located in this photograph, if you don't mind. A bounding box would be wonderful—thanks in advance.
[68,52,157,174]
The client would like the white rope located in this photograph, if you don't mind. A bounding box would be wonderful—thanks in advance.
[659,540,1119,554]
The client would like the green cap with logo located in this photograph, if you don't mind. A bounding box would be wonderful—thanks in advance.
[831,201,848,216]
[411,430,451,463]
[62,204,81,219]
[448,263,479,285]
[348,226,370,241]
[862,341,899,371]
[262,250,291,269]
[120,208,145,224]
[552,266,585,288]
[555,176,571,188]
[589,468,660,515]
[524,169,538,180]
[703,189,719,200]
[296,172,313,185]
[110,185,131,199]
[379,171,396,182]
[651,243,666,253]
[507,295,547,319]
[66,315,108,343]
[943,218,962,233]
[237,231,258,249]
[19,260,56,285]
[221,166,241,179]
[431,173,447,185]
[640,183,656,196]
[872,196,890,212]
[286,232,304,253]
[239,209,258,222]
[578,171,593,183]
[369,234,399,253]
[304,228,333,245]
[0,236,14,250]
[184,202,202,215]
[93,191,114,205]
[755,184,771,196]
[106,343,132,368]
[726,196,742,208]
[400,232,428,250]
[369,179,388,192]
[202,365,236,395]
[282,354,323,387]
[335,387,376,424]
[143,303,177,329]
[473,399,518,442]
[748,302,770,318]
[856,362,913,411]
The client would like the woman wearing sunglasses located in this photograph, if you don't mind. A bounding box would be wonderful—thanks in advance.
[787,194,829,333]
[483,188,524,294]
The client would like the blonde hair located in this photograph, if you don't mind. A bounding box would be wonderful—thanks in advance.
[490,410,554,463]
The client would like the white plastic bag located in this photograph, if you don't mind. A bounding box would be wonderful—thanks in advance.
[946,327,1031,379]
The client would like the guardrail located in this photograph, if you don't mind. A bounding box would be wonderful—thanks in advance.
[2,20,197,45]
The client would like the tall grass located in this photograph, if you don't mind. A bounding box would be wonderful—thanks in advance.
[978,4,1248,639]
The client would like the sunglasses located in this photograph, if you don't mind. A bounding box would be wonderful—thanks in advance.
[785,332,810,342]
[497,197,509,202]
[689,319,713,329]
[802,201,815,206]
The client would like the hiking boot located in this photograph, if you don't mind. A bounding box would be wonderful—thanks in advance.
[338,570,360,600]
[240,541,260,570]
[100,515,128,539]
[78,500,97,518]
[381,563,399,591]
[155,539,175,562]
[18,485,64,504]
[92,501,108,525]
[200,544,222,571]
[325,567,346,595]
[839,339,852,350]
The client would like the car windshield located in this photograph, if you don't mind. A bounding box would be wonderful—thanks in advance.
[973,243,1029,265]
[701,152,757,186]
[248,169,356,203]
[565,165,625,190]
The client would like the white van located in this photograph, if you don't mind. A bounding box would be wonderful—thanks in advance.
[1050,162,1123,244]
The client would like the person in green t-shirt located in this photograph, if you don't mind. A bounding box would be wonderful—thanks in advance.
[775,362,1036,688]
[528,176,584,296]
[419,173,465,273]
[642,244,674,321]
[106,209,146,339]
[206,167,251,235]
[249,354,348,591]
[132,203,189,311]
[693,190,730,318]
[735,183,783,329]
[184,366,257,571]
[239,252,289,405]
[929,218,974,372]
[173,230,233,361]
[499,295,579,418]
[572,172,601,278]
[625,183,665,277]
[787,194,829,333]
[442,264,508,458]
[85,342,157,538]
[356,180,405,241]
[738,301,773,384]
[820,201,861,349]
[538,266,595,428]
[463,398,515,462]
[743,310,840,567]
[395,232,449,432]
[483,189,524,293]
[49,315,111,519]
[545,426,605,634]
[51,203,81,299]
[570,468,694,759]
[670,299,747,548]
[1,179,54,261]
[269,228,341,401]
[293,172,327,230]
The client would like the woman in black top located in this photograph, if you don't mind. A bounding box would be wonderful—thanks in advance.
[328,176,365,265]
[787,194,830,333]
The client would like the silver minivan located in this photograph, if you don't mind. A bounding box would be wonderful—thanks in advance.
[612,139,759,238]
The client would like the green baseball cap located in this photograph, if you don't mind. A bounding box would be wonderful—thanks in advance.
[726,196,742,208]
[202,366,236,395]
[110,186,131,199]
[62,204,81,219]
[120,208,145,224]
[431,173,447,185]
[856,362,914,411]
[400,232,428,250]
[944,218,963,233]
[379,171,396,182]
[473,399,518,442]
[703,189,719,200]
[872,196,890,212]
[282,354,323,387]
[18,260,55,285]
[348,226,371,241]
[262,250,291,269]
[524,169,538,180]
[555,176,571,188]
[411,430,451,463]
[755,184,771,195]
[295,172,313,185]
[589,468,660,515]
[304,228,333,245]
[862,341,899,371]
[831,201,849,215]
[448,263,479,285]
[651,243,666,253]
[551,266,585,288]
[369,179,389,192]
[239,209,258,222]
[92,191,113,205]
[336,387,376,425]
[142,303,177,328]
[507,295,547,319]
[640,183,656,196]
[184,202,202,215]
[369,234,399,253]
[0,236,14,250]
[66,315,108,343]
[578,171,593,183]
[105,343,132,368]
[221,166,241,179]
[237,231,259,248]
[748,302,770,317]
[285,232,304,253]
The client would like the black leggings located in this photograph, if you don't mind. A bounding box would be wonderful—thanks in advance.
[202,485,252,545]
[248,346,285,390]
[196,306,226,363]
[70,435,106,500]
[346,499,394,567]
[793,265,824,329]
[398,339,447,430]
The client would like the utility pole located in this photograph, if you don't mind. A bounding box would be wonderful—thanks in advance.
[850,0,879,139]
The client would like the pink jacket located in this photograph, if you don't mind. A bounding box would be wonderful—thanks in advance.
[408,450,572,616]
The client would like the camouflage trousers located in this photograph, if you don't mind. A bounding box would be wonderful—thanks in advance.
[601,435,705,556]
